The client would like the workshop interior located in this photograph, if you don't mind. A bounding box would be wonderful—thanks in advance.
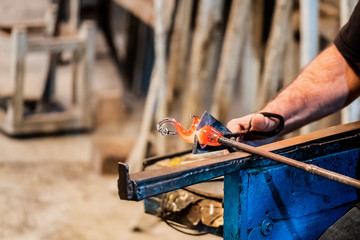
[1,0,359,240]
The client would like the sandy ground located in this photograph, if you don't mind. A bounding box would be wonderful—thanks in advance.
[0,132,222,240]
[0,120,224,240]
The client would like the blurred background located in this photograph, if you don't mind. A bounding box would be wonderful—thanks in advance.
[0,0,358,239]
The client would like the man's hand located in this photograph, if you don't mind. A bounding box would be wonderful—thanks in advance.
[226,113,281,146]
[227,113,280,133]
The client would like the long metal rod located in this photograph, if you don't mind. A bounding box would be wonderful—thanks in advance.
[218,136,360,189]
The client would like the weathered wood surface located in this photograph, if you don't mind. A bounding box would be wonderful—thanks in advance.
[181,0,225,126]
[258,0,293,107]
[166,0,193,102]
[154,0,168,155]
[114,0,174,30]
[126,0,174,172]
[0,20,96,135]
[126,65,159,173]
[299,0,320,134]
[236,0,262,117]
[211,0,251,123]
[8,27,27,126]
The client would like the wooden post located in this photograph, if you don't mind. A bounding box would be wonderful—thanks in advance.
[154,0,168,155]
[69,0,80,32]
[299,0,319,134]
[126,1,176,171]
[45,4,58,36]
[79,21,96,128]
[258,0,293,108]
[7,26,27,130]
[340,0,359,124]
[126,65,159,173]
[166,0,193,102]
[211,0,251,122]
[236,0,263,117]
[180,0,224,149]
[300,0,319,69]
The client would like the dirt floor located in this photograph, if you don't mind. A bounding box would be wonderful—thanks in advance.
[0,131,222,240]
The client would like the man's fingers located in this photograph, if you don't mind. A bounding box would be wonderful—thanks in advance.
[226,115,253,133]
[226,113,280,134]
[250,113,279,132]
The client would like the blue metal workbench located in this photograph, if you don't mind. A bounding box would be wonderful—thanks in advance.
[118,121,360,239]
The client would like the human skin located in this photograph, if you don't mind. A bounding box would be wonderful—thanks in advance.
[227,45,360,137]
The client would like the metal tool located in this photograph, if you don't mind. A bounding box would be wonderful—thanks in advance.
[196,112,360,189]
[218,136,360,189]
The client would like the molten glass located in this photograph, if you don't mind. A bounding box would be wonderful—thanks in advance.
[196,125,222,146]
[157,116,223,146]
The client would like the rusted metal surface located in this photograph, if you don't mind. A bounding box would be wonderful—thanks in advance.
[118,121,360,201]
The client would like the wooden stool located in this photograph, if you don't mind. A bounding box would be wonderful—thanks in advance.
[0,12,96,135]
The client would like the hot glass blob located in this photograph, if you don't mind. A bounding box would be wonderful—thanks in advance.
[157,116,223,146]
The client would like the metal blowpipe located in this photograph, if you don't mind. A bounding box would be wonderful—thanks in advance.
[218,136,360,189]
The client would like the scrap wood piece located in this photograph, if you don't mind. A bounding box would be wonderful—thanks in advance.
[258,0,293,108]
[126,0,176,172]
[166,0,193,102]
[154,0,168,156]
[181,0,225,128]
[236,0,263,117]
[126,65,159,173]
[210,0,252,123]
[114,0,174,30]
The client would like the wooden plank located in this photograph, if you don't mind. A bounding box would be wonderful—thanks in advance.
[154,0,168,155]
[0,21,46,32]
[166,0,193,102]
[236,0,263,117]
[300,0,319,68]
[113,0,174,30]
[258,0,293,107]
[114,0,154,27]
[182,0,225,126]
[210,0,251,122]
[44,4,57,36]
[299,0,319,134]
[28,36,82,52]
[78,21,96,128]
[8,26,27,126]
[126,65,159,173]
[69,0,80,32]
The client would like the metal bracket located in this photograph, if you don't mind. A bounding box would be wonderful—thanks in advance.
[118,163,134,200]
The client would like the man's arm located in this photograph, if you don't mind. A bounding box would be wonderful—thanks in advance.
[227,45,360,135]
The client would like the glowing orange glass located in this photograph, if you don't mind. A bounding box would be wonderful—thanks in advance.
[157,117,223,147]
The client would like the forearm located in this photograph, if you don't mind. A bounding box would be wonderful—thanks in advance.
[262,45,360,134]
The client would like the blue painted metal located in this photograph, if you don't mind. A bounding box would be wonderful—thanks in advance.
[224,149,359,240]
[118,122,360,239]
